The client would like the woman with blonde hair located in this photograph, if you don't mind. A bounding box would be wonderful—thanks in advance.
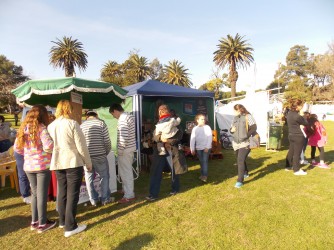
[47,100,92,238]
[14,104,55,233]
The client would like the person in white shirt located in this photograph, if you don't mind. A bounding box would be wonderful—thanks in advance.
[190,114,212,182]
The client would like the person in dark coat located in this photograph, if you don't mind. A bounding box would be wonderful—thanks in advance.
[146,105,187,201]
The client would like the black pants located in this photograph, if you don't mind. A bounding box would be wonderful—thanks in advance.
[286,135,305,172]
[311,146,325,161]
[55,167,83,231]
[236,147,250,183]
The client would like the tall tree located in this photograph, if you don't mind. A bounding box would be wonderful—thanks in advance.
[49,36,88,77]
[162,60,192,87]
[100,60,124,86]
[213,33,254,97]
[0,55,29,110]
[129,54,151,82]
[149,58,164,81]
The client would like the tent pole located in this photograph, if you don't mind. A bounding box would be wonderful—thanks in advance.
[134,94,142,168]
[213,98,216,131]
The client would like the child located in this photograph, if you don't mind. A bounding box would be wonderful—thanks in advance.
[190,114,212,182]
[155,105,181,155]
[307,114,329,169]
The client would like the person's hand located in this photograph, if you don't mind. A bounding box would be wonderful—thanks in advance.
[230,126,236,133]
[204,148,209,153]
[85,164,92,172]
[191,150,196,156]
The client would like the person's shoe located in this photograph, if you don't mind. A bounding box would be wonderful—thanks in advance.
[300,160,309,165]
[90,200,98,207]
[23,196,31,204]
[64,224,87,238]
[37,220,56,233]
[285,167,292,171]
[102,199,112,206]
[145,196,157,201]
[234,182,243,188]
[294,169,307,176]
[244,174,250,178]
[30,222,39,231]
[118,197,135,204]
[169,191,178,196]
[317,163,330,169]
[59,224,65,229]
[311,160,318,165]
[200,176,207,182]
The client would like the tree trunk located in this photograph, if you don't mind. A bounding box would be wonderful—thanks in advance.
[229,66,238,98]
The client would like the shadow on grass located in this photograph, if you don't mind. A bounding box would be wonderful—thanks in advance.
[114,233,154,250]
[0,215,30,237]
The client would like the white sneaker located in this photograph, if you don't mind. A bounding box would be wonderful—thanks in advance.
[300,160,309,165]
[294,169,307,176]
[64,224,87,238]
[23,196,31,204]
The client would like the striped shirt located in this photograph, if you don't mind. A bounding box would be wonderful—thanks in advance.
[80,117,112,160]
[117,112,136,153]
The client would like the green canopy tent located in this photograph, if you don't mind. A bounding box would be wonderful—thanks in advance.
[11,77,127,109]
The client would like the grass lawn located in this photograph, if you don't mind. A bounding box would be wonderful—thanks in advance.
[1,122,334,249]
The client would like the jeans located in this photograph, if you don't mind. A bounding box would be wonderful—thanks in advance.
[14,151,31,198]
[236,147,250,183]
[26,170,51,225]
[286,135,305,172]
[85,156,110,203]
[196,149,210,177]
[149,153,179,198]
[55,167,83,232]
[118,149,135,199]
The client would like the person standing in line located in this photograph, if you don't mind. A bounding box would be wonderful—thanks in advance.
[190,114,212,182]
[47,100,92,238]
[80,110,112,206]
[14,105,56,233]
[307,114,330,169]
[285,99,308,175]
[146,104,187,201]
[230,104,257,188]
[300,111,310,165]
[0,115,12,153]
[14,150,31,204]
[109,103,136,204]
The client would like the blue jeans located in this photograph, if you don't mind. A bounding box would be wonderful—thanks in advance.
[196,149,210,177]
[26,170,51,225]
[149,153,179,198]
[14,151,31,198]
[85,156,110,203]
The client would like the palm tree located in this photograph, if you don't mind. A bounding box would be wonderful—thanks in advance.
[129,54,151,82]
[162,60,192,87]
[100,60,124,86]
[213,33,254,97]
[49,36,88,77]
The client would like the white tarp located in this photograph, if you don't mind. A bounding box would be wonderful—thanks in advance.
[215,90,281,143]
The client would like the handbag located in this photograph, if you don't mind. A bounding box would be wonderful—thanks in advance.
[245,115,260,149]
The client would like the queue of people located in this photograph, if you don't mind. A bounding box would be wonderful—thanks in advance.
[10,98,330,238]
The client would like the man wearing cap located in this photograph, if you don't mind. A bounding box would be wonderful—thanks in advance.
[80,110,112,206]
[109,103,136,204]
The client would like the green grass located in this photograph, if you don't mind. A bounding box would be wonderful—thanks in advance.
[1,122,334,249]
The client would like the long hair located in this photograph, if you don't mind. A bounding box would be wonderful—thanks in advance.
[306,114,319,135]
[55,100,73,119]
[233,104,250,115]
[16,105,50,149]
[289,99,303,111]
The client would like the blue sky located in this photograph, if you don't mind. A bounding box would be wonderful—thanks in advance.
[0,0,333,91]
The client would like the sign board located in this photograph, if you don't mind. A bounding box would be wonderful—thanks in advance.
[70,92,83,104]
